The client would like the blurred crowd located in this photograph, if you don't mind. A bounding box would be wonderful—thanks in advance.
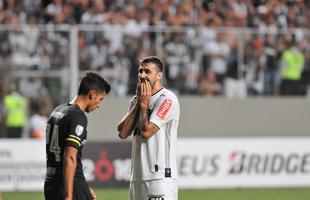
[0,0,310,138]
[0,0,308,27]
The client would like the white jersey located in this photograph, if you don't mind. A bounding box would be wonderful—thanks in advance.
[130,88,180,181]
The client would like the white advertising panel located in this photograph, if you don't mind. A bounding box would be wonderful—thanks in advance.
[1,137,310,191]
[177,138,310,188]
[0,139,46,191]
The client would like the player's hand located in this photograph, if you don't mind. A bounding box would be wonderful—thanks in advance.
[89,187,96,200]
[139,80,151,110]
[136,80,141,98]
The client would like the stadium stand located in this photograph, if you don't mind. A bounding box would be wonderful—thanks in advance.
[0,0,309,137]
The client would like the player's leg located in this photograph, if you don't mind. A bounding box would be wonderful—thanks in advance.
[142,178,178,200]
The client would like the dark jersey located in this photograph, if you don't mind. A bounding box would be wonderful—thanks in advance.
[45,103,88,183]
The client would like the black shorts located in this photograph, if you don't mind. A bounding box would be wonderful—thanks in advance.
[44,180,93,200]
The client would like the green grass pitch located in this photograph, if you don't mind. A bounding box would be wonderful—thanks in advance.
[2,188,310,200]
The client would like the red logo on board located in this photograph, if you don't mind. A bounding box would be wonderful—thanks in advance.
[157,99,172,119]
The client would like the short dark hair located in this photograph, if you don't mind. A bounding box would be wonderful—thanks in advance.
[139,56,164,72]
[78,71,111,95]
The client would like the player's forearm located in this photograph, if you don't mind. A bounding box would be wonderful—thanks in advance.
[139,108,152,138]
[117,101,139,139]
[64,155,77,200]
[139,106,148,128]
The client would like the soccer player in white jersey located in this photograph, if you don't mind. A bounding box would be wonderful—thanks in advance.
[117,56,180,200]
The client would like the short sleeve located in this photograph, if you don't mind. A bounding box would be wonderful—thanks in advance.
[149,97,175,129]
[65,111,87,149]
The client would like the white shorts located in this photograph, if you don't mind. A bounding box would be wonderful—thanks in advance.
[129,178,178,200]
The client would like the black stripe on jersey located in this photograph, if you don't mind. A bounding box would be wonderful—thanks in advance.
[165,168,171,177]
[133,127,140,136]
[155,165,159,172]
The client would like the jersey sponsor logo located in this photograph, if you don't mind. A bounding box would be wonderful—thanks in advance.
[46,167,56,175]
[75,125,84,136]
[51,111,64,119]
[156,99,172,119]
[81,139,87,145]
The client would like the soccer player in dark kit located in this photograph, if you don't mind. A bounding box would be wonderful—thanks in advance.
[44,71,111,200]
